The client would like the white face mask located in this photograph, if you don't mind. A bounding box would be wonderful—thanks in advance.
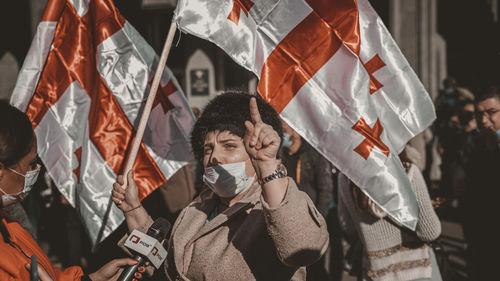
[0,164,41,207]
[203,161,255,198]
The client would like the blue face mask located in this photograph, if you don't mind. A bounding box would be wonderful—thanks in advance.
[445,97,456,107]
[496,129,500,140]
[282,133,293,148]
[444,88,454,95]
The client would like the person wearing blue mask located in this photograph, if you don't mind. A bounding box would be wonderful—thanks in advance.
[434,77,468,134]
[112,92,329,281]
[0,101,144,281]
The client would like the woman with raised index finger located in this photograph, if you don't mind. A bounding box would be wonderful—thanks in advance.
[112,92,329,281]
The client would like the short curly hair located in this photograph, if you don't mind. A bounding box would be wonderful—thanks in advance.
[191,92,283,162]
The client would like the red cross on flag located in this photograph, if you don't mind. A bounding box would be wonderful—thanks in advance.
[174,0,436,229]
[10,0,195,245]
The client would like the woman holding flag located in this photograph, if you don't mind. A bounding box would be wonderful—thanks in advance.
[113,92,329,280]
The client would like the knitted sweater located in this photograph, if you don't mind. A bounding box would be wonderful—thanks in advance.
[338,164,441,281]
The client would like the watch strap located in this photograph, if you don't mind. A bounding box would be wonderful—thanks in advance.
[258,163,287,185]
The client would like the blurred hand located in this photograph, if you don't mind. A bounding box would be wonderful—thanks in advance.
[431,197,445,209]
[25,263,53,281]
[89,258,142,281]
[60,194,70,206]
[244,97,281,177]
[112,171,140,213]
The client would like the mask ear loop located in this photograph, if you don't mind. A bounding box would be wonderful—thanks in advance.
[7,167,26,177]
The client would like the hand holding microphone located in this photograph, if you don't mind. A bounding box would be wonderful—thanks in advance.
[118,217,171,281]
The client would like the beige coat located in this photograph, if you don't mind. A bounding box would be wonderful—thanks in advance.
[156,177,329,281]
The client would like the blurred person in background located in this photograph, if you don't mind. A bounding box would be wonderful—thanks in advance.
[338,145,442,281]
[437,99,478,214]
[280,120,341,281]
[434,77,476,203]
[463,86,500,281]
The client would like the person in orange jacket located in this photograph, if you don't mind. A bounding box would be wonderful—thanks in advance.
[0,101,143,281]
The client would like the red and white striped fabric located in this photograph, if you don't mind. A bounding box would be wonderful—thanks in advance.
[11,0,195,244]
[174,0,436,229]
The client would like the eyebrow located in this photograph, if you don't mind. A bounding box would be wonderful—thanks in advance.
[218,137,239,143]
[204,136,239,146]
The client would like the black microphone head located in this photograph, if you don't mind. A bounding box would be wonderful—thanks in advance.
[146,217,171,241]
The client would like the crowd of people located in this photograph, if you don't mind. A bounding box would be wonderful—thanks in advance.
[1,79,499,280]
[432,79,500,281]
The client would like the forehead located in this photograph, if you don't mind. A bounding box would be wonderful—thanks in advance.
[477,97,500,110]
[204,130,242,143]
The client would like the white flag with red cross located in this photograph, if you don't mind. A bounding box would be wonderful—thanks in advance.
[174,0,436,229]
[10,0,195,245]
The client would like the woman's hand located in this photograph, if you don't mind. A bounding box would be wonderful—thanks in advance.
[88,258,145,281]
[244,97,281,178]
[25,263,53,281]
[244,97,287,207]
[112,171,140,213]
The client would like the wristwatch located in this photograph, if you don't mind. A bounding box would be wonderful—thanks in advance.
[258,163,288,185]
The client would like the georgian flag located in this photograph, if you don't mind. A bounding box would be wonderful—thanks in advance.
[174,0,436,229]
[10,0,195,244]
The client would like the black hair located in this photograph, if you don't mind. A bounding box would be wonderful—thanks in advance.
[190,92,283,162]
[457,99,476,126]
[443,76,457,88]
[476,85,500,104]
[0,100,35,168]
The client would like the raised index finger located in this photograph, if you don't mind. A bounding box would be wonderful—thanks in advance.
[249,97,262,124]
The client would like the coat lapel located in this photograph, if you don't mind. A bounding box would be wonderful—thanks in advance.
[173,183,262,275]
[188,182,261,244]
[172,190,217,275]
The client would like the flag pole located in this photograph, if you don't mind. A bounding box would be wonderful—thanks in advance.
[97,21,178,246]
[122,21,177,187]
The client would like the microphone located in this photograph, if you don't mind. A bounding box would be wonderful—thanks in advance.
[118,217,171,281]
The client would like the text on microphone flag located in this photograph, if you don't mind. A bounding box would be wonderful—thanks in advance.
[124,229,168,269]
